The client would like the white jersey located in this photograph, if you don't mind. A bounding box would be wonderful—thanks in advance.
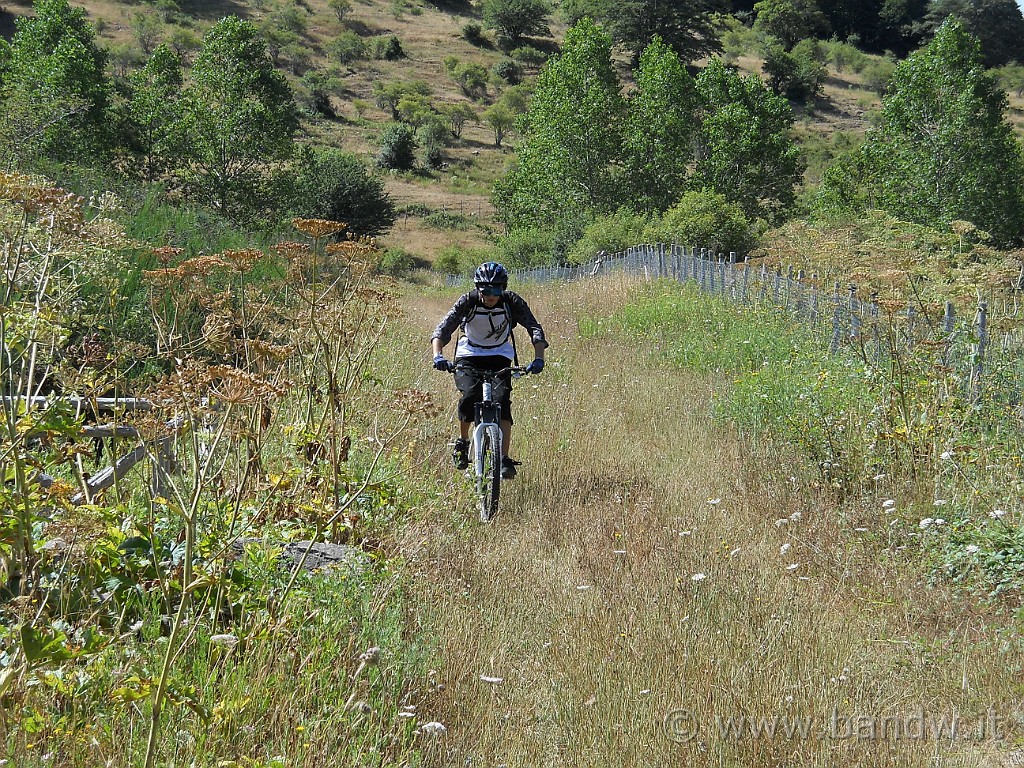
[455,304,514,360]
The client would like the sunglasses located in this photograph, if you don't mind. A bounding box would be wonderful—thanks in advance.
[478,284,504,297]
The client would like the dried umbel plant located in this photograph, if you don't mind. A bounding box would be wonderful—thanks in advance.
[292,218,347,239]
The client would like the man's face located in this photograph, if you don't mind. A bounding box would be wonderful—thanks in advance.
[478,284,503,307]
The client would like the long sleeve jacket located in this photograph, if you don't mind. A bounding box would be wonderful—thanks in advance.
[432,290,548,361]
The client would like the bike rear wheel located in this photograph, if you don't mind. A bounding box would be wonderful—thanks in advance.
[475,424,501,521]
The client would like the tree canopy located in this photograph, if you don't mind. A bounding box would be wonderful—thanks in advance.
[817,18,1024,245]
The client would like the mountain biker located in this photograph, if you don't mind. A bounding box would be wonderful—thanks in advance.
[431,261,548,480]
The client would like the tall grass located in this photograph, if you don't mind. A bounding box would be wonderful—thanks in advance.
[400,275,1024,766]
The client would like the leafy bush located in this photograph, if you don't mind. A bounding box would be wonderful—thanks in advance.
[510,45,546,67]
[492,58,522,84]
[462,22,487,45]
[423,210,474,230]
[434,244,495,274]
[821,38,869,73]
[330,30,367,63]
[566,209,650,264]
[369,35,404,60]
[376,122,418,170]
[285,145,397,237]
[377,246,416,276]
[416,117,450,169]
[495,225,560,267]
[861,56,896,94]
[763,39,827,101]
[645,189,757,256]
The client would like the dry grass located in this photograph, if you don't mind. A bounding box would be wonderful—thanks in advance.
[397,276,1024,767]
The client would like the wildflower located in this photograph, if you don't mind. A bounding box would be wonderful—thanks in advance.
[209,634,239,649]
[965,545,980,554]
[419,722,447,736]
[990,509,1007,519]
[707,498,721,505]
[882,499,896,509]
[934,499,949,506]
[691,573,708,582]
[919,518,934,529]
[786,563,800,571]
[788,511,802,521]
[480,675,503,684]
[934,518,946,526]
[780,543,792,556]
[940,451,953,460]
[293,217,347,238]
[775,519,789,528]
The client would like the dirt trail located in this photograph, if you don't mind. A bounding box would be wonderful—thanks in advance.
[399,279,1019,768]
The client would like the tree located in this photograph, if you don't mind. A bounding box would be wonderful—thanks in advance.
[171,16,298,218]
[482,0,552,46]
[752,0,830,49]
[564,0,730,63]
[819,18,1024,244]
[692,58,804,223]
[440,102,477,137]
[647,189,757,255]
[483,102,515,146]
[287,146,396,237]
[0,0,111,163]
[328,0,352,22]
[621,36,697,212]
[493,19,625,231]
[127,44,183,180]
[922,0,1024,67]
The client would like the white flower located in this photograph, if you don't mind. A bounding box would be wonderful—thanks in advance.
[707,498,722,505]
[775,519,789,528]
[965,545,980,554]
[780,543,792,555]
[691,573,708,582]
[209,634,239,649]
[789,511,802,521]
[419,722,447,736]
[919,518,934,529]
[934,518,946,526]
[882,499,896,509]
[990,509,1007,519]
[577,585,592,591]
[934,499,949,506]
[786,563,800,571]
[873,474,887,481]
[480,675,504,684]
[940,451,953,460]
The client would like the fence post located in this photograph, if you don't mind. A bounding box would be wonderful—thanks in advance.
[870,292,880,366]
[848,285,860,345]
[809,273,819,327]
[829,282,842,354]
[718,255,726,296]
[741,257,750,303]
[759,264,768,304]
[772,268,781,305]
[970,302,988,402]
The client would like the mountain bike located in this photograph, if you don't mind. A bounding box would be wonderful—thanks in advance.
[453,362,529,522]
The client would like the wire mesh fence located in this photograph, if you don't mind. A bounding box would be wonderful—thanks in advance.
[447,243,1024,402]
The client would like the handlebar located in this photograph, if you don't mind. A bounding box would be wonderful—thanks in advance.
[451,362,530,378]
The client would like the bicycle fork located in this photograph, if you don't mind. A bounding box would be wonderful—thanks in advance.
[472,380,502,471]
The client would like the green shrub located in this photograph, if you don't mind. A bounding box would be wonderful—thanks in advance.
[492,58,521,84]
[376,122,417,170]
[509,45,546,67]
[434,244,493,274]
[763,40,827,101]
[861,57,896,94]
[416,117,450,169]
[567,209,650,265]
[369,35,404,60]
[462,22,486,45]
[495,226,559,268]
[378,247,416,276]
[330,30,366,63]
[645,190,757,256]
[821,39,869,73]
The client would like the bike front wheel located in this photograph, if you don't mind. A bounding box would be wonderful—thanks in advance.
[475,424,501,522]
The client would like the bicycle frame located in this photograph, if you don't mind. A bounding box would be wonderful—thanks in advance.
[453,363,527,521]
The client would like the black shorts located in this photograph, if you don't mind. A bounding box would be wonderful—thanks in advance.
[454,355,514,425]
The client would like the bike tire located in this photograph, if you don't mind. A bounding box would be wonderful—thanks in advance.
[476,425,501,522]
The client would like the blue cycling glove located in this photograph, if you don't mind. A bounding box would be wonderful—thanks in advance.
[433,354,454,372]
[526,358,545,374]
